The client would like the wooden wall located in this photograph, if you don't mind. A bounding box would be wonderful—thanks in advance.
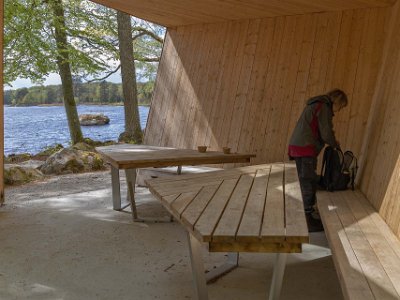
[145,7,389,166]
[359,1,400,238]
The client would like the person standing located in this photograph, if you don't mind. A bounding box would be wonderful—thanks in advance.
[288,89,348,232]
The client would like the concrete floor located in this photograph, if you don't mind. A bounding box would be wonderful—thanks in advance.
[0,171,343,300]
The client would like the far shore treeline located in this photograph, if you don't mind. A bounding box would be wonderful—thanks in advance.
[4,80,154,106]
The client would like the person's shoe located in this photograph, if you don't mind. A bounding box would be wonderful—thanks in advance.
[310,209,321,220]
[306,213,324,232]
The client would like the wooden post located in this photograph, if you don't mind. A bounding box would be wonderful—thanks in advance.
[0,0,4,205]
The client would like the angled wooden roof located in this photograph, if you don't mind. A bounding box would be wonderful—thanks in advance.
[91,0,395,27]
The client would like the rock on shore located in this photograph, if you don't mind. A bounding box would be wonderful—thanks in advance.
[79,114,110,126]
[40,147,106,175]
[4,164,44,185]
[4,142,110,185]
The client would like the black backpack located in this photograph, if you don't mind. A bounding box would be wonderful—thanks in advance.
[319,146,358,191]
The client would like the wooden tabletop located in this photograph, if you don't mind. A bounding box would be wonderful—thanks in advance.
[96,144,256,169]
[146,163,309,253]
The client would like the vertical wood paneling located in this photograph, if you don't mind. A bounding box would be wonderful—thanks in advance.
[208,21,244,150]
[276,15,308,162]
[177,26,207,148]
[261,15,295,163]
[198,23,229,147]
[167,26,201,147]
[257,16,286,163]
[219,19,250,149]
[240,18,276,156]
[190,23,222,148]
[227,19,260,152]
[356,1,400,238]
[286,14,318,149]
[145,7,389,175]
[145,27,185,146]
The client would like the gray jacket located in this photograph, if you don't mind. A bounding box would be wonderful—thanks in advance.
[288,95,339,157]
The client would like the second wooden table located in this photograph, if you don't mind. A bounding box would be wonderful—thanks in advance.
[96,144,255,220]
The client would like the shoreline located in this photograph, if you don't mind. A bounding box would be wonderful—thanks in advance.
[5,103,150,107]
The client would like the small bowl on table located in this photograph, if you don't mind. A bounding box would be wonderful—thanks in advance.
[198,146,207,153]
[223,147,231,154]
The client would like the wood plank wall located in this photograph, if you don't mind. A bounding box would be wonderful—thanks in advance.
[360,1,400,238]
[145,7,389,166]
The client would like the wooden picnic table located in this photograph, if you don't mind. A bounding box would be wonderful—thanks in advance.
[96,144,255,221]
[146,162,309,300]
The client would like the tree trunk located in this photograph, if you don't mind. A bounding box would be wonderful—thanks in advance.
[117,11,142,144]
[50,0,83,145]
[0,0,4,206]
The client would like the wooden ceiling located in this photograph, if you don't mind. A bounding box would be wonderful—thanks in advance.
[91,0,396,27]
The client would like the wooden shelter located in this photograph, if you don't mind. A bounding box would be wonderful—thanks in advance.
[1,0,400,253]
[90,0,400,240]
[1,1,400,298]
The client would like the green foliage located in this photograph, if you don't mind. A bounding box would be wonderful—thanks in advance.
[4,0,118,85]
[4,81,154,106]
[4,0,165,86]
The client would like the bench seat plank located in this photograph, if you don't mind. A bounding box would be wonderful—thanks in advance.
[356,192,400,261]
[212,172,256,242]
[319,191,400,300]
[260,164,286,242]
[181,184,220,230]
[194,178,240,242]
[284,165,309,243]
[171,190,202,215]
[347,191,400,297]
[318,192,376,300]
[332,193,399,300]
[236,167,271,242]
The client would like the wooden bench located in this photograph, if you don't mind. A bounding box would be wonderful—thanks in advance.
[318,190,400,300]
[147,163,309,300]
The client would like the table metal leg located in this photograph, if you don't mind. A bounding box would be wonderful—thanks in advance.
[111,166,122,210]
[268,253,287,300]
[187,232,209,300]
[177,166,182,175]
[205,252,239,283]
[125,168,172,223]
[125,168,138,220]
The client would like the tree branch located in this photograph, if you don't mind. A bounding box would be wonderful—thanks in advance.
[85,64,121,83]
[132,27,164,43]
[136,57,160,63]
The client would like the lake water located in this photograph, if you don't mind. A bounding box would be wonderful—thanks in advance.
[4,105,150,155]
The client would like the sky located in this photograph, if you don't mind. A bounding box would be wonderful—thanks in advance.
[5,71,123,91]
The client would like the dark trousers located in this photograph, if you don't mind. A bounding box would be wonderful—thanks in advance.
[294,157,318,213]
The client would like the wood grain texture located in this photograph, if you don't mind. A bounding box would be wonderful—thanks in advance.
[209,241,302,253]
[147,163,309,250]
[318,190,400,299]
[318,192,379,300]
[96,144,254,169]
[92,0,394,27]
[145,7,388,167]
[284,164,309,243]
[358,1,400,239]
